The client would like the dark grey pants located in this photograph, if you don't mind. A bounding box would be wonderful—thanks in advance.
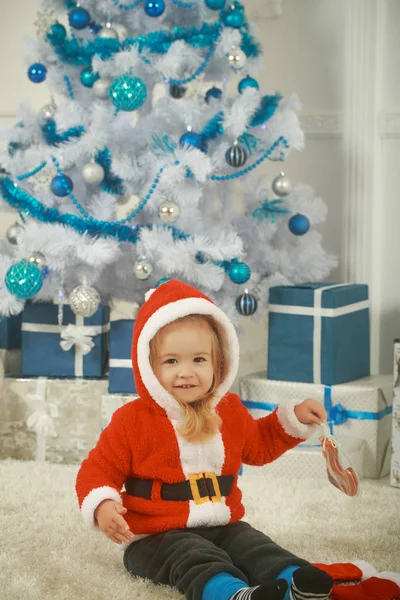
[123,521,309,600]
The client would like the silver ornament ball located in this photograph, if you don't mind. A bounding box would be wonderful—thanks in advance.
[134,259,153,281]
[6,223,24,245]
[69,282,101,317]
[39,102,56,121]
[158,201,180,224]
[227,46,247,71]
[82,161,105,185]
[113,23,128,40]
[98,23,118,39]
[93,78,111,99]
[272,172,292,197]
[27,251,47,271]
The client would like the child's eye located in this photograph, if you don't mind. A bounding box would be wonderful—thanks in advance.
[164,358,177,364]
[194,357,206,363]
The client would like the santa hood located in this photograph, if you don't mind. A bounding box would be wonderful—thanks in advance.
[131,279,240,420]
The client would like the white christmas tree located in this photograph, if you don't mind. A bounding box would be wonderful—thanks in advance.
[0,0,336,322]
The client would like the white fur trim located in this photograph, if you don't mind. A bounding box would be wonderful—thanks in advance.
[170,420,231,527]
[351,560,378,581]
[137,297,240,419]
[80,486,122,529]
[276,399,317,440]
[377,572,400,586]
[144,288,156,302]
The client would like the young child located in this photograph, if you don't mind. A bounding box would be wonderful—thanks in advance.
[76,279,333,600]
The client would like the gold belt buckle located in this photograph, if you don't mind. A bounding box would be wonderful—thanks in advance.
[188,472,222,505]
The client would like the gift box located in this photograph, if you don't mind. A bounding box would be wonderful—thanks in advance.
[21,302,110,378]
[267,283,370,385]
[252,438,365,481]
[0,377,108,463]
[0,348,21,375]
[101,394,138,431]
[390,340,400,488]
[239,372,393,479]
[108,319,136,394]
[0,313,22,349]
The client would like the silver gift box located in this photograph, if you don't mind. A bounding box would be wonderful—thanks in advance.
[0,377,108,463]
[390,340,400,488]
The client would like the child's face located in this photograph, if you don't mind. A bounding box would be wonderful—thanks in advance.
[152,319,215,404]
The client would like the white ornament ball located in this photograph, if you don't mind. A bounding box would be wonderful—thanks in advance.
[93,78,111,99]
[227,46,247,71]
[98,24,118,39]
[69,282,101,317]
[6,223,24,245]
[158,201,180,224]
[271,171,293,197]
[82,161,105,185]
[27,251,47,271]
[134,259,153,281]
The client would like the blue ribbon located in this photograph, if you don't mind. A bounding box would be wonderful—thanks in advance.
[242,388,392,431]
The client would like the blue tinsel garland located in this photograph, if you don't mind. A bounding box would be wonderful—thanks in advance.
[96,148,125,195]
[41,120,85,146]
[0,176,189,243]
[47,18,260,67]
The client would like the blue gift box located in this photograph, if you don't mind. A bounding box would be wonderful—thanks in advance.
[0,314,22,349]
[21,303,110,378]
[267,283,370,385]
[108,319,136,394]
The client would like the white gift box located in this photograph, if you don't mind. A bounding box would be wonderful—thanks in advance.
[240,373,393,479]
[0,377,108,463]
[101,394,138,431]
[390,340,400,488]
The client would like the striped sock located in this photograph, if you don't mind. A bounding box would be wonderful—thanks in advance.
[290,566,333,600]
[230,579,288,600]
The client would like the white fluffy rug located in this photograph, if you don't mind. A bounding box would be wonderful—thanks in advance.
[0,459,399,600]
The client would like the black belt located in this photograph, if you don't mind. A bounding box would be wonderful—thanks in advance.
[125,473,234,505]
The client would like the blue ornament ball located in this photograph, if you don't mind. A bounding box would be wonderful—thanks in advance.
[180,131,207,152]
[47,23,67,44]
[109,74,147,111]
[204,0,226,8]
[229,261,251,284]
[236,291,257,316]
[288,214,310,236]
[238,76,259,94]
[205,87,222,104]
[223,9,245,28]
[226,143,247,168]
[80,67,100,88]
[51,173,74,197]
[5,260,43,299]
[68,7,91,30]
[144,0,165,17]
[27,63,47,84]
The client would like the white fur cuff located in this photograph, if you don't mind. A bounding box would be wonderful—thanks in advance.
[80,486,122,529]
[277,399,317,440]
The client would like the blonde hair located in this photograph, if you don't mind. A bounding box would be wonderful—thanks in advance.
[149,314,224,443]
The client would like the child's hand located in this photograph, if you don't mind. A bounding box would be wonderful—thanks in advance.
[294,398,327,425]
[94,499,135,545]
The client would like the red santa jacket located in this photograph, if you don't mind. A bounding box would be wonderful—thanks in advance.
[75,279,316,535]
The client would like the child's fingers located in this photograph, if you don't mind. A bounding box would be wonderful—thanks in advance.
[114,503,127,514]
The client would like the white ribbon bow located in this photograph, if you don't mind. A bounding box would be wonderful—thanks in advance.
[60,324,95,355]
[26,393,57,439]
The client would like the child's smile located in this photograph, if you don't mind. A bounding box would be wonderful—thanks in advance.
[152,319,214,404]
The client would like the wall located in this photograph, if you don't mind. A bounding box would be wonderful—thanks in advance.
[1,0,399,383]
